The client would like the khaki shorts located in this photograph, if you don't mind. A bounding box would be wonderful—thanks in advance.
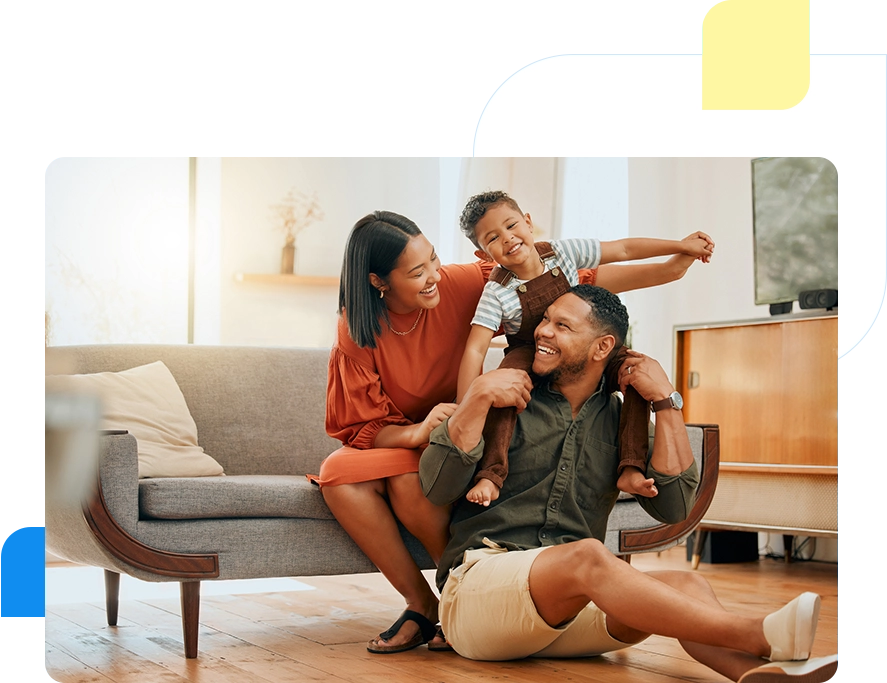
[439,541,642,661]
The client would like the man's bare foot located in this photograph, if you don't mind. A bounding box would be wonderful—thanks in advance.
[466,478,500,506]
[617,466,658,497]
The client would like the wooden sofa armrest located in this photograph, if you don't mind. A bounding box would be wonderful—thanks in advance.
[618,424,720,554]
[84,432,219,580]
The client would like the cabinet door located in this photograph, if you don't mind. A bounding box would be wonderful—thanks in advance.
[780,318,838,466]
[677,318,836,466]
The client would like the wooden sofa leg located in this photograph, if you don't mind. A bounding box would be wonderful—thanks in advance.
[691,529,708,570]
[104,570,120,626]
[180,581,201,659]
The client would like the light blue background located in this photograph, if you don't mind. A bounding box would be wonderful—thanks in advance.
[0,0,887,680]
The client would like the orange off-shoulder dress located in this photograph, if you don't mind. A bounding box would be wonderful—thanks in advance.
[313,262,598,487]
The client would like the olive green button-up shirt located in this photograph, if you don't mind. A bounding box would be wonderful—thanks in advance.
[420,380,699,592]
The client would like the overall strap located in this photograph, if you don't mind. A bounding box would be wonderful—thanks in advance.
[489,265,513,286]
[488,242,556,287]
[535,241,556,260]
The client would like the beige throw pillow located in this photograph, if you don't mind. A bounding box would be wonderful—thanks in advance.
[45,361,224,478]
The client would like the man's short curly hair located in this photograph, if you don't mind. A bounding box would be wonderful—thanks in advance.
[569,284,629,350]
[459,190,523,250]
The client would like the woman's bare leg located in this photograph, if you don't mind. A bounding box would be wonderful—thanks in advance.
[387,472,451,564]
[322,479,439,647]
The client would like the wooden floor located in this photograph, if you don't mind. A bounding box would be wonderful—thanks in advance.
[45,546,837,683]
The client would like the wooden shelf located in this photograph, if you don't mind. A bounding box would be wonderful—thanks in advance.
[718,463,838,476]
[234,273,339,287]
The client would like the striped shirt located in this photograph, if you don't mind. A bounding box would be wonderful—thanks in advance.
[471,238,602,333]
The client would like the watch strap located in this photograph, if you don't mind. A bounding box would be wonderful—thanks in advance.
[651,396,673,412]
[651,391,682,412]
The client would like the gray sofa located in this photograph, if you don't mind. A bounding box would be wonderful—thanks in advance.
[44,344,719,658]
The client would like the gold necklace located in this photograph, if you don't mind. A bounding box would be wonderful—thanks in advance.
[388,308,424,336]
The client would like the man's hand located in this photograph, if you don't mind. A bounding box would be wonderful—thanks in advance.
[617,349,675,402]
[618,349,692,477]
[448,369,533,453]
[471,368,534,412]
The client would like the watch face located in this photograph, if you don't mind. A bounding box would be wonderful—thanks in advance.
[671,391,684,410]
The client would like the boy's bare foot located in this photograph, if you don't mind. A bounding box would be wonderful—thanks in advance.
[617,466,658,497]
[466,478,500,506]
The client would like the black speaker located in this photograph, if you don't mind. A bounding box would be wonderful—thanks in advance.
[686,530,759,564]
[798,289,838,310]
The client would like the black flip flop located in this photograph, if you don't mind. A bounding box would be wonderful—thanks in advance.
[426,623,454,652]
[367,610,437,654]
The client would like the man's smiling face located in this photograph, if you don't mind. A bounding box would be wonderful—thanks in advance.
[532,292,601,383]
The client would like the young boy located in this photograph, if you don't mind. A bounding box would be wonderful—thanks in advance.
[457,190,713,506]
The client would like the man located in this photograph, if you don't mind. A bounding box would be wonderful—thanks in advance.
[420,285,837,683]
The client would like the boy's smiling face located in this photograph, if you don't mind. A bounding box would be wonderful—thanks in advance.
[473,202,538,273]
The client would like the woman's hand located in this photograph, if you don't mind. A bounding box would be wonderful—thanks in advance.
[417,402,459,445]
[374,402,457,450]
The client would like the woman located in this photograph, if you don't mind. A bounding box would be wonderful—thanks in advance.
[315,210,698,654]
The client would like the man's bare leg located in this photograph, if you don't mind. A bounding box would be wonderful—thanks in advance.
[528,539,772,660]
[621,569,771,681]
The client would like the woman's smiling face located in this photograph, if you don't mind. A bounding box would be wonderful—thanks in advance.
[378,234,442,314]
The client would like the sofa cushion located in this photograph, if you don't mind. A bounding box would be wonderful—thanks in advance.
[138,475,335,520]
[46,361,225,479]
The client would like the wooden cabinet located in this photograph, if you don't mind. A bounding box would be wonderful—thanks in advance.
[674,313,837,538]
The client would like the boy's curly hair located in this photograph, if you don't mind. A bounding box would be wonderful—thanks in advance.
[459,190,523,249]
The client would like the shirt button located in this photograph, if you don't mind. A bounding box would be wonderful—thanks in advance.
[540,532,547,539]
[560,465,567,471]
[550,503,558,510]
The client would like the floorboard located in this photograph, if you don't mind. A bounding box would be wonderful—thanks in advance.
[45,546,838,683]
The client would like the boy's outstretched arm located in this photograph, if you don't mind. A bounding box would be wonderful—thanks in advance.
[457,324,496,402]
[596,254,694,294]
[599,232,714,265]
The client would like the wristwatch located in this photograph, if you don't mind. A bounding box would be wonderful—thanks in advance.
[651,391,683,412]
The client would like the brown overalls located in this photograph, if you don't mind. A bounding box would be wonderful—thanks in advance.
[475,241,650,490]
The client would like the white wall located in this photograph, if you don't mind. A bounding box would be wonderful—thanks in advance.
[622,157,768,376]
[557,157,629,242]
[45,158,190,346]
[193,157,222,345]
[41,155,798,360]
[41,155,805,362]
[218,158,442,348]
[451,157,559,263]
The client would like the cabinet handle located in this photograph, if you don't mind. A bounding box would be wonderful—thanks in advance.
[688,371,700,389]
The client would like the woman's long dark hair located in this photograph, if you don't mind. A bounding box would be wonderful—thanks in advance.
[339,210,422,348]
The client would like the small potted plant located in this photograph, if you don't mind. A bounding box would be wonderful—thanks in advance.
[272,188,324,274]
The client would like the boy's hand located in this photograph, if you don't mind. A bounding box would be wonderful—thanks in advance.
[682,231,715,263]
